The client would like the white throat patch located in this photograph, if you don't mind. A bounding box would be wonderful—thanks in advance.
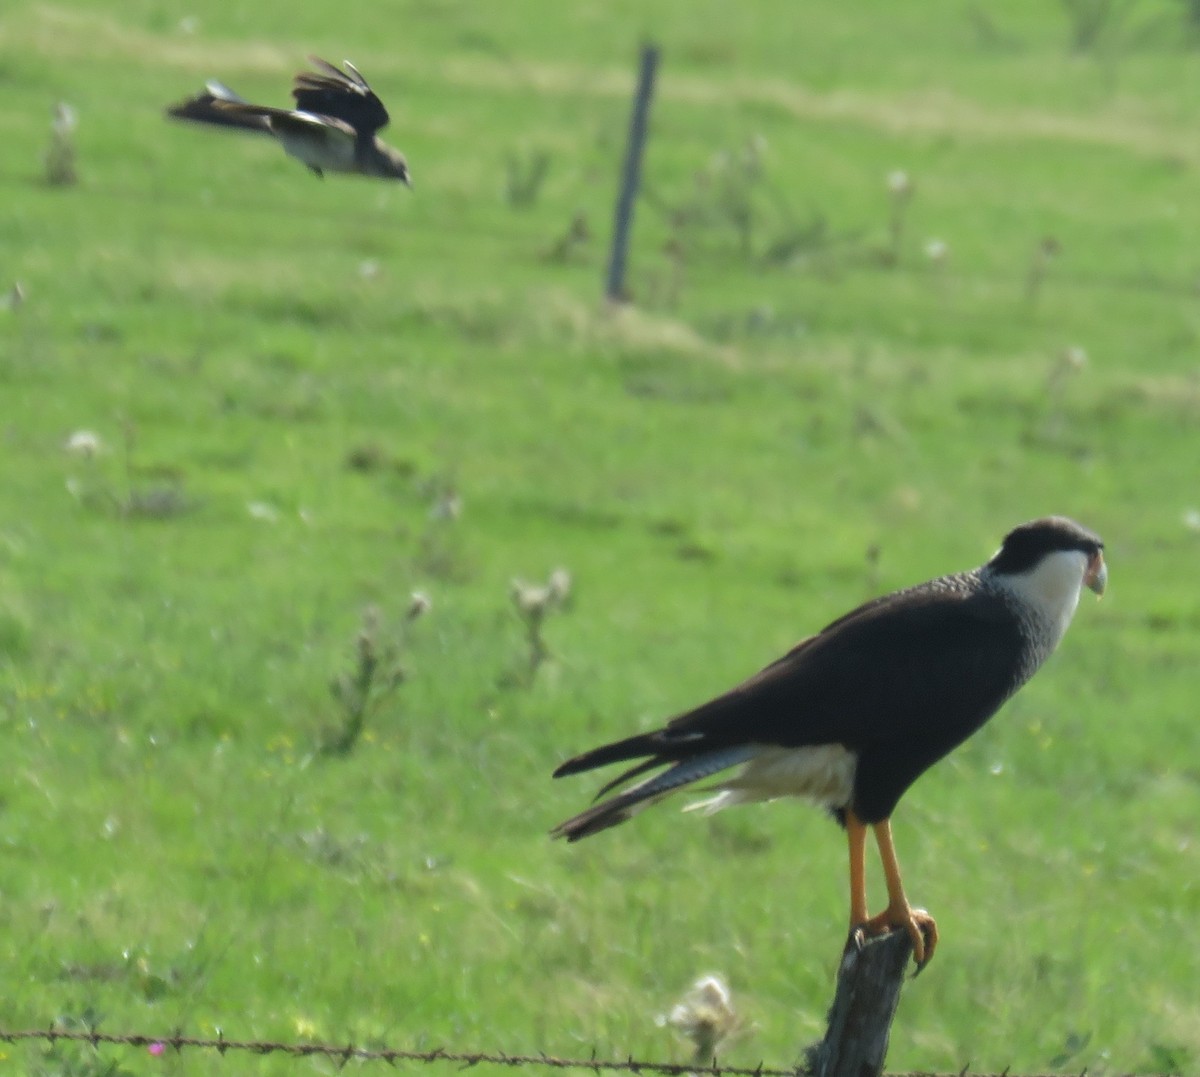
[987,548,1089,652]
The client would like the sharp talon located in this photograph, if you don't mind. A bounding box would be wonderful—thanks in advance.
[850,905,937,971]
[911,935,930,977]
[908,908,938,973]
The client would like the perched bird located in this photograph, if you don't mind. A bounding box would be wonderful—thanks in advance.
[551,517,1106,969]
[166,56,411,184]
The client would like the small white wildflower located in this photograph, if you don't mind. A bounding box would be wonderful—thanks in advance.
[1061,345,1087,370]
[52,102,78,137]
[65,430,102,458]
[924,238,948,263]
[886,169,912,198]
[246,501,279,522]
[510,579,552,617]
[547,567,572,605]
[45,105,78,185]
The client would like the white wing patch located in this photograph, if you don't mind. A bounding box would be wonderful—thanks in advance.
[684,743,856,815]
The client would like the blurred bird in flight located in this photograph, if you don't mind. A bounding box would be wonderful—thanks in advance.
[167,56,411,185]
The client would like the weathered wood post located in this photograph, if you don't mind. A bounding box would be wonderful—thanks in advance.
[605,43,661,304]
[808,930,912,1077]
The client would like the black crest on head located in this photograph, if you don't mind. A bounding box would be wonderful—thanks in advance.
[989,516,1103,576]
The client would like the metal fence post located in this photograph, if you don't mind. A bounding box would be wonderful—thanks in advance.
[605,43,661,303]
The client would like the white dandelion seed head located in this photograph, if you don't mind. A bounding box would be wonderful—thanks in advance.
[52,102,78,136]
[659,975,736,1060]
[246,501,279,523]
[65,430,102,458]
[407,591,433,620]
[547,567,572,604]
[510,579,552,616]
[1061,345,1088,370]
[924,238,948,262]
[886,169,912,197]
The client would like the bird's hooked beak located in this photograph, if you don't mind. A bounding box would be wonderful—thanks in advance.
[1085,549,1107,597]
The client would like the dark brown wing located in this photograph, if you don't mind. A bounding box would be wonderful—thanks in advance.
[666,583,1021,747]
[291,56,390,137]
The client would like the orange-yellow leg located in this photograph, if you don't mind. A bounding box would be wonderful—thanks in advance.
[845,812,939,971]
[846,810,870,929]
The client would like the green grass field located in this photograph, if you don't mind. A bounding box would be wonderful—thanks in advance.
[2,1,1199,1073]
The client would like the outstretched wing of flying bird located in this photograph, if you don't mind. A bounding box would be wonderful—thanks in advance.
[291,57,391,137]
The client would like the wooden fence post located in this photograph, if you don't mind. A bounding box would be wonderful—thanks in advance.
[808,930,912,1077]
[605,43,661,304]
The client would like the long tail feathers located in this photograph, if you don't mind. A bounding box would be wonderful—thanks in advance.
[166,86,274,134]
[550,745,757,841]
[552,728,704,780]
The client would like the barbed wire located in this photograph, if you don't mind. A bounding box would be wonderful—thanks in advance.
[0,1028,791,1075]
[0,1027,1093,1077]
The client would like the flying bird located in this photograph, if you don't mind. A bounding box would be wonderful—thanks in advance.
[551,517,1106,969]
[166,57,411,184]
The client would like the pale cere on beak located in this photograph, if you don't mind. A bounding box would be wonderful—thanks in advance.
[1086,551,1107,596]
